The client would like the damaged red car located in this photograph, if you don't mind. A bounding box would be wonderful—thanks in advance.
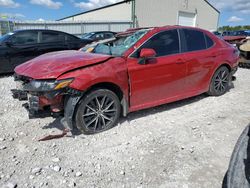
[13,26,239,134]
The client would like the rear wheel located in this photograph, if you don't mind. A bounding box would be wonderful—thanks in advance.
[207,66,230,96]
[75,89,121,134]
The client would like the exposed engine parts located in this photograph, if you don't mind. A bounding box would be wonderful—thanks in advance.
[239,37,250,69]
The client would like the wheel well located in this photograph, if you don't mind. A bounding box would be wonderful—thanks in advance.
[86,82,128,117]
[87,82,123,101]
[219,63,232,72]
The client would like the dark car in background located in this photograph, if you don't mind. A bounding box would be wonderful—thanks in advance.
[0,29,92,73]
[81,31,117,42]
[213,31,222,37]
[222,30,249,46]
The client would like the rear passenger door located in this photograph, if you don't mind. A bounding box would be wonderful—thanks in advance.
[38,31,67,55]
[180,29,216,92]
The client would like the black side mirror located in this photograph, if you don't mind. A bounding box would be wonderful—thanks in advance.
[4,41,12,47]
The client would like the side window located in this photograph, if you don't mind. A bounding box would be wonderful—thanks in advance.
[104,33,114,39]
[133,29,180,58]
[41,32,64,43]
[93,33,104,40]
[66,35,78,41]
[11,31,38,45]
[205,34,214,48]
[183,29,206,52]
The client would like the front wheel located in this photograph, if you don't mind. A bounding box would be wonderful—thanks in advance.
[75,89,121,134]
[207,66,230,96]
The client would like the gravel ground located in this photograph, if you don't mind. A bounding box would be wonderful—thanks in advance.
[0,68,250,188]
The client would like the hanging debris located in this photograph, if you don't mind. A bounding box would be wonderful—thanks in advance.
[38,129,70,141]
[239,37,250,69]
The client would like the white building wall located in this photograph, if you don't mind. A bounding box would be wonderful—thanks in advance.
[62,2,132,22]
[60,0,219,31]
[135,0,219,31]
[135,0,178,27]
[190,0,219,31]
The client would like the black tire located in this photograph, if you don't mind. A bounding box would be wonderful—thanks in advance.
[226,124,250,188]
[75,89,121,134]
[207,66,230,96]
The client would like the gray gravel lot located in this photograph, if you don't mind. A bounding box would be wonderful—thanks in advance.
[0,68,250,188]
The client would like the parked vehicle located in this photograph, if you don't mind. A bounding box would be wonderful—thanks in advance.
[222,30,248,46]
[81,31,117,42]
[13,26,239,134]
[213,31,222,37]
[0,29,92,73]
[238,37,250,68]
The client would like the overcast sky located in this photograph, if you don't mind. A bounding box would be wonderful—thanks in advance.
[0,0,249,26]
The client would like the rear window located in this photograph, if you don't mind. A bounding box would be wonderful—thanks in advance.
[104,33,115,39]
[205,34,214,48]
[183,29,206,52]
[41,32,64,43]
[66,35,78,41]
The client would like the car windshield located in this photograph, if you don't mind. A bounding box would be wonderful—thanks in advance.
[82,33,94,39]
[0,32,14,43]
[93,29,149,56]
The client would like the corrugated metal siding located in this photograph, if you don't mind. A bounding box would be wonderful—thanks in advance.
[13,21,132,36]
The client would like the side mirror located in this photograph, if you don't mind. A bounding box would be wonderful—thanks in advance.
[4,41,12,47]
[138,48,156,65]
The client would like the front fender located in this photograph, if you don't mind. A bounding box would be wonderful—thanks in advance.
[58,57,129,101]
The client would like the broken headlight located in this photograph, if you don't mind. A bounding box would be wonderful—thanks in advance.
[23,78,74,92]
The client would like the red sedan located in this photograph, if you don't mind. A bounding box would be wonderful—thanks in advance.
[13,26,239,134]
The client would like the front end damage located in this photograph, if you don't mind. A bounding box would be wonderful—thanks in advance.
[12,74,82,131]
[238,37,250,69]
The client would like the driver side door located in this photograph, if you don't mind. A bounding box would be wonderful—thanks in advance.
[127,29,187,111]
[8,31,39,71]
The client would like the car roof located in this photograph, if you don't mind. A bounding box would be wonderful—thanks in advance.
[146,25,211,35]
[86,31,117,34]
[13,29,78,36]
[118,26,211,37]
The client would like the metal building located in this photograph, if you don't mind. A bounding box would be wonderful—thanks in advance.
[59,0,219,31]
[12,21,132,36]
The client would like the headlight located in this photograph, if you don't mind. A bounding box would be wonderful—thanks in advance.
[23,78,74,92]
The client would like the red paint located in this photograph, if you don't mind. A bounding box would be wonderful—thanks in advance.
[39,95,63,111]
[15,50,111,79]
[223,36,246,42]
[140,48,156,58]
[15,26,239,114]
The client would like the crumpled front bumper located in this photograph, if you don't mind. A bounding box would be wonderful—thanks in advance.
[11,88,63,119]
[11,89,28,101]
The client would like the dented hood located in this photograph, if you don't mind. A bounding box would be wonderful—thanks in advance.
[15,50,112,79]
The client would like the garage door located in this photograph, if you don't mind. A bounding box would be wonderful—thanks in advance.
[178,12,196,27]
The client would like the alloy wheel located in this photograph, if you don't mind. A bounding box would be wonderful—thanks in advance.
[213,69,229,94]
[82,94,117,132]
